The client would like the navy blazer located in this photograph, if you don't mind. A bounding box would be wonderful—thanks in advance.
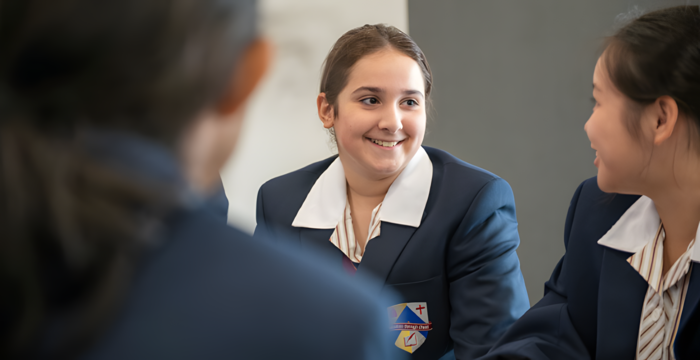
[482,177,700,360]
[49,132,403,360]
[255,146,530,360]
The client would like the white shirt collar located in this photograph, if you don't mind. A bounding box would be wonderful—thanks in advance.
[291,147,433,229]
[597,195,700,262]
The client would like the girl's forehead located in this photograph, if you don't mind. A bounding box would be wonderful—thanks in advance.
[354,47,414,67]
[593,56,629,100]
[593,57,605,83]
[344,49,424,90]
[593,57,614,92]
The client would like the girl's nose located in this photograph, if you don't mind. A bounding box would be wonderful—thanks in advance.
[379,105,403,133]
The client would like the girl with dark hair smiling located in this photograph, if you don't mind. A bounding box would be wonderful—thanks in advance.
[484,5,700,360]
[255,24,530,360]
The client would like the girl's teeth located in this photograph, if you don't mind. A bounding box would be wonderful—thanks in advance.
[371,139,399,147]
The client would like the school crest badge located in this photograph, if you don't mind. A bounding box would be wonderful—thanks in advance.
[387,302,432,354]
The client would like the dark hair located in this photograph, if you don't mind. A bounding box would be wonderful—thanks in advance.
[604,5,700,143]
[0,0,256,358]
[320,24,433,116]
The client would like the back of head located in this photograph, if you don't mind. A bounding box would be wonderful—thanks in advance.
[604,5,700,142]
[0,0,255,358]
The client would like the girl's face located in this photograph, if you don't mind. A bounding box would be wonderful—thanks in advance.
[321,48,426,181]
[585,57,649,194]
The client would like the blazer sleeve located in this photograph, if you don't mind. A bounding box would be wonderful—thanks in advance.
[479,181,592,360]
[447,177,531,359]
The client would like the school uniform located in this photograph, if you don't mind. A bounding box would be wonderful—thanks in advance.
[255,146,530,360]
[41,131,403,360]
[482,177,700,360]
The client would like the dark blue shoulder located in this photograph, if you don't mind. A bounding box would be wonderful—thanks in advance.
[88,207,398,359]
[424,146,502,189]
[421,146,515,220]
[574,176,640,214]
[256,156,337,233]
[261,155,336,192]
[563,176,640,251]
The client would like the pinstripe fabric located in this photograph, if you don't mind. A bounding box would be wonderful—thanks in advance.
[627,225,695,360]
[329,202,383,263]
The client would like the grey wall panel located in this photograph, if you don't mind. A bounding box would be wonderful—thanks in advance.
[408,0,694,305]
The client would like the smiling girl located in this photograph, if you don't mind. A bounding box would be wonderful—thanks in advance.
[484,5,700,360]
[254,24,529,360]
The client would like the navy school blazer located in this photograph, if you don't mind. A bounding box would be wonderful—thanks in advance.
[482,177,700,360]
[255,146,530,360]
[52,132,402,360]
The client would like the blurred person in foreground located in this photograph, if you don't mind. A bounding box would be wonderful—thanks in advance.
[0,0,400,359]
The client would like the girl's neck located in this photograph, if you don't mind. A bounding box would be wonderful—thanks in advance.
[344,167,399,206]
[641,137,700,274]
[647,150,700,239]
[653,192,700,243]
[342,165,402,247]
[645,178,700,275]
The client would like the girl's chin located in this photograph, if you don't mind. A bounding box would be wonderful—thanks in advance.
[365,162,405,178]
[340,148,415,179]
[596,173,627,194]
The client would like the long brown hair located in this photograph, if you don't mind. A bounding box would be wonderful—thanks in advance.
[0,0,256,358]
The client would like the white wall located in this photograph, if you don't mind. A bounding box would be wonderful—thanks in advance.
[221,0,408,233]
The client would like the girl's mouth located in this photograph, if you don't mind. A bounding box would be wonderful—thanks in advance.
[367,137,404,148]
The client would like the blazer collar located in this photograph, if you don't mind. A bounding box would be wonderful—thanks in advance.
[291,146,433,229]
[597,195,700,262]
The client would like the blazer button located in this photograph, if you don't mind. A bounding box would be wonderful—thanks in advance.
[651,308,663,322]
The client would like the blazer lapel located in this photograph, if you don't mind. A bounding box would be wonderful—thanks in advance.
[356,222,419,295]
[298,228,341,262]
[674,263,700,359]
[596,247,648,360]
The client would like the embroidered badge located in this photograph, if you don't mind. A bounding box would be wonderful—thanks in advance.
[387,302,432,354]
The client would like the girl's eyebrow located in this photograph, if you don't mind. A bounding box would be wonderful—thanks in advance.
[352,86,424,98]
[403,89,425,98]
[352,86,383,94]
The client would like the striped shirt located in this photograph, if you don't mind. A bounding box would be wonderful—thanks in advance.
[627,224,695,360]
[329,201,383,263]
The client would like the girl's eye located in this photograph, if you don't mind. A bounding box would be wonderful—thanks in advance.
[404,99,418,106]
[361,97,379,105]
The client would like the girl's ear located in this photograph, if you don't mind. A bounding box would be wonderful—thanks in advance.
[651,95,679,145]
[216,38,272,116]
[317,93,335,129]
